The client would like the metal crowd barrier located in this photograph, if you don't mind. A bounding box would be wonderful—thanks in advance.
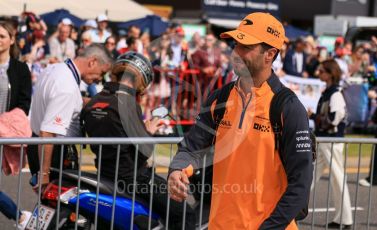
[0,137,375,230]
[309,137,376,230]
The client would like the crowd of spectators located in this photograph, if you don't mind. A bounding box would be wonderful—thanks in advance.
[2,11,377,118]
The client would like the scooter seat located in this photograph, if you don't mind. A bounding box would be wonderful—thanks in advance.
[52,168,149,206]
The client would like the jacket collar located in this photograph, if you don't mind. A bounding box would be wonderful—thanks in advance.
[234,70,282,97]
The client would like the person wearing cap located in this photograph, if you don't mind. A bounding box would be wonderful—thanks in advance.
[28,44,113,190]
[169,26,188,68]
[48,22,76,63]
[91,14,112,44]
[334,47,351,79]
[168,12,313,229]
[19,12,47,56]
[81,52,196,229]
[82,19,97,32]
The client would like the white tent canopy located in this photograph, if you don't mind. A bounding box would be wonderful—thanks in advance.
[0,0,153,22]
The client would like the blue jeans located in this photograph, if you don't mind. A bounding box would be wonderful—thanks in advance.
[0,191,20,220]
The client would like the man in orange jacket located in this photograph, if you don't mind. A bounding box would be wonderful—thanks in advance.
[168,12,313,229]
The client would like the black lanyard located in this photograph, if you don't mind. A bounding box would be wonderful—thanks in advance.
[64,59,80,86]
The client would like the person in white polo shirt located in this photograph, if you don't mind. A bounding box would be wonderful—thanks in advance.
[48,18,76,63]
[28,44,113,190]
[91,14,112,44]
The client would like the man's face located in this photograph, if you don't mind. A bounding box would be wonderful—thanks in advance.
[205,35,215,48]
[82,57,111,84]
[231,42,265,78]
[58,25,71,42]
[98,21,108,30]
[81,36,92,48]
[105,37,116,51]
[173,33,184,44]
[129,27,140,38]
[295,41,305,52]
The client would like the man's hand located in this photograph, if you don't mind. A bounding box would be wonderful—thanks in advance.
[82,96,91,106]
[36,131,56,193]
[302,71,309,78]
[368,90,377,99]
[144,117,164,135]
[32,173,50,194]
[203,66,215,75]
[168,170,189,202]
[307,108,313,117]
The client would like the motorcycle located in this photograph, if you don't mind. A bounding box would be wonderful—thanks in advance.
[25,106,210,230]
[26,168,210,230]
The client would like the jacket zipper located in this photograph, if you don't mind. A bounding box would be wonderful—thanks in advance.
[238,93,252,129]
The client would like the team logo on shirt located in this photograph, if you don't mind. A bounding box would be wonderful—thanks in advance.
[215,117,232,129]
[53,116,63,126]
[92,102,110,109]
[219,119,232,128]
[253,122,270,132]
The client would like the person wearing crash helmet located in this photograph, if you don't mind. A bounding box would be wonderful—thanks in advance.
[81,51,196,229]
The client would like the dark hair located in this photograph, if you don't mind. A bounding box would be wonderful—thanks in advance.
[0,21,20,59]
[126,37,137,47]
[105,35,116,44]
[353,44,365,53]
[260,42,279,62]
[127,25,140,33]
[321,59,342,84]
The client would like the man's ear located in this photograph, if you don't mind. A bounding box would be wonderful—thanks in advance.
[88,56,97,68]
[265,48,278,63]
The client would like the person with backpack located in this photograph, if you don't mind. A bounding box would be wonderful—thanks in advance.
[81,52,196,229]
[168,12,313,229]
[308,59,353,229]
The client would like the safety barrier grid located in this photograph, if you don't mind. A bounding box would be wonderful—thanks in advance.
[307,137,376,230]
[0,137,375,230]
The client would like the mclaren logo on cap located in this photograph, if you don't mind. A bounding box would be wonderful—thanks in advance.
[237,33,245,40]
[242,19,253,26]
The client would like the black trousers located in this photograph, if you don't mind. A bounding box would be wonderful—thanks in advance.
[27,133,78,180]
[367,142,377,185]
[118,167,196,230]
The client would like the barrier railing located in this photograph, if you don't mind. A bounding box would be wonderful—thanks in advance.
[0,137,375,230]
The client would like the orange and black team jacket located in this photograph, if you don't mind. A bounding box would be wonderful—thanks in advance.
[169,73,313,229]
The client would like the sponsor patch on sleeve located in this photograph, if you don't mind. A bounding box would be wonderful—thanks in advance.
[295,130,311,152]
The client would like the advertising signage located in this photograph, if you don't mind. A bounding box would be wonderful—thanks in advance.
[202,0,280,19]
